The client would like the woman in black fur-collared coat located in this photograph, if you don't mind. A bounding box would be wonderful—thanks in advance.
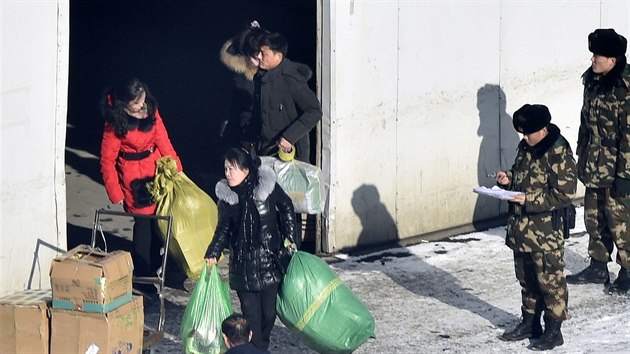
[205,147,296,351]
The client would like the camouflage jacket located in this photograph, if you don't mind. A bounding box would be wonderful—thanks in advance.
[504,124,577,252]
[576,64,630,188]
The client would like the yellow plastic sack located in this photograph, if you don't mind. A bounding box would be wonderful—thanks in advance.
[149,157,218,280]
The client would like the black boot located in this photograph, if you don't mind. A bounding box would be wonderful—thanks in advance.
[608,267,630,294]
[500,312,543,341]
[566,259,610,284]
[531,316,563,351]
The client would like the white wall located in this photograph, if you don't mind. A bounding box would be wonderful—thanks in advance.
[323,0,630,252]
[0,0,69,296]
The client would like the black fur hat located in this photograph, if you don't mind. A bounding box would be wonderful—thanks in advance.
[589,28,627,57]
[513,104,551,134]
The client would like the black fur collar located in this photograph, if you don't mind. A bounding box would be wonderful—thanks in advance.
[582,59,629,93]
[518,123,562,159]
[126,115,155,132]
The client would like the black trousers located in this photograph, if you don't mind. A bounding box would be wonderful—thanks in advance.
[131,217,163,278]
[237,283,279,351]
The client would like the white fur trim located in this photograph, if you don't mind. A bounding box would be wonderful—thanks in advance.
[214,166,277,205]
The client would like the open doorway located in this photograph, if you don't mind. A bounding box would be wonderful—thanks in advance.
[66,0,320,252]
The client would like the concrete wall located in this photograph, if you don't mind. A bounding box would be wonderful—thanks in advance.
[0,1,69,296]
[323,0,630,252]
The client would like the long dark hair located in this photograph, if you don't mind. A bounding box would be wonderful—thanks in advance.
[228,22,266,57]
[583,55,628,93]
[100,78,157,138]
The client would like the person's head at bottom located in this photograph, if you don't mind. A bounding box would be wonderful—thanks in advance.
[222,313,253,349]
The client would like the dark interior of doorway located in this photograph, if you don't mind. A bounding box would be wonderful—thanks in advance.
[66,1,318,254]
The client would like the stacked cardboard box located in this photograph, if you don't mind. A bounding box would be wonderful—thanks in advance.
[0,289,52,354]
[50,295,144,353]
[49,245,144,353]
[0,246,145,353]
[49,245,134,313]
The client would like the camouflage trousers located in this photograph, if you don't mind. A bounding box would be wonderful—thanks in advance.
[513,250,568,321]
[584,187,630,269]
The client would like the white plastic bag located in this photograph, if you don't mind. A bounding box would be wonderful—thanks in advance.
[260,156,326,214]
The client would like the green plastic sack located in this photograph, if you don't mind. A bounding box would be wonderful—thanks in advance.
[149,156,218,280]
[277,251,375,354]
[181,264,234,354]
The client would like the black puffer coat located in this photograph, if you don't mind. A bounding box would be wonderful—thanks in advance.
[205,166,296,292]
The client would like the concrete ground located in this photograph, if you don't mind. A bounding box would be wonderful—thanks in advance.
[66,157,630,354]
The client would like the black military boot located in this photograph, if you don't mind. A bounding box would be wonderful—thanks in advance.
[499,312,543,341]
[566,259,610,284]
[608,267,630,294]
[531,316,564,351]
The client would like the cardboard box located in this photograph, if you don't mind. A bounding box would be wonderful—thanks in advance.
[51,295,144,354]
[0,289,52,354]
[50,245,133,313]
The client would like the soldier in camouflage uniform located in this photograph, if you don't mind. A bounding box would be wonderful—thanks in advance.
[496,104,577,351]
[567,28,630,295]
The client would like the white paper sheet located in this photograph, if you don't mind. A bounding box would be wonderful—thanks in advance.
[473,186,524,201]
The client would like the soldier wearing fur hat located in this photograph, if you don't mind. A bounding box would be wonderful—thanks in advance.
[567,28,630,295]
[494,104,577,351]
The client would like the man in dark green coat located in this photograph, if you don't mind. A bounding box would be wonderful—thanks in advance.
[568,28,630,295]
[496,104,577,351]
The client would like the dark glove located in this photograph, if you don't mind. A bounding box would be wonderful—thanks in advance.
[612,178,630,198]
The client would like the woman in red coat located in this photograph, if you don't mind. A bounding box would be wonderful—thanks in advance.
[99,78,182,293]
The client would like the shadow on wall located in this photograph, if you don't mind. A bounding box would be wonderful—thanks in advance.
[349,184,518,327]
[351,185,399,247]
[473,84,520,230]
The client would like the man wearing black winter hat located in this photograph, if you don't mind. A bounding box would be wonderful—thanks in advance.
[512,104,551,134]
[568,28,630,296]
[494,104,577,351]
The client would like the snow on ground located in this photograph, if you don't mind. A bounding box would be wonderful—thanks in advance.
[149,206,629,353]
